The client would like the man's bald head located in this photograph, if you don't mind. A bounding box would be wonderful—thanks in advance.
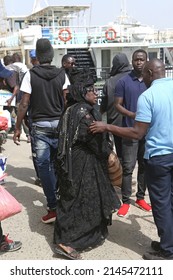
[142,58,165,88]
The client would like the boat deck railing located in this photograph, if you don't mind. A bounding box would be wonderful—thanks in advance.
[41,26,173,46]
[1,25,173,49]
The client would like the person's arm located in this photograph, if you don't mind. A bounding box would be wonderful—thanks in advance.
[89,120,149,140]
[63,88,69,107]
[115,96,136,119]
[115,79,136,119]
[5,72,19,106]
[6,85,19,106]
[78,113,111,159]
[13,93,30,145]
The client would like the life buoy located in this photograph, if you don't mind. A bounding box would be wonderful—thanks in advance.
[58,28,72,42]
[105,28,116,41]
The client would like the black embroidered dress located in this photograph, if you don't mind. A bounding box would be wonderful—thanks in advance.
[54,92,120,250]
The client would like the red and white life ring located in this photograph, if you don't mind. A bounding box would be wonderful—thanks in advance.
[105,28,116,41]
[58,28,72,42]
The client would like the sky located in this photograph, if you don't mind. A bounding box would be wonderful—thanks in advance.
[3,0,173,29]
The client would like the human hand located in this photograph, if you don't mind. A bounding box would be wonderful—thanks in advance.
[89,121,107,134]
[130,112,136,119]
[13,128,21,145]
[5,97,13,107]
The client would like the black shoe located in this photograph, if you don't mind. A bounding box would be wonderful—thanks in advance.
[143,250,173,260]
[35,178,42,187]
[151,241,160,251]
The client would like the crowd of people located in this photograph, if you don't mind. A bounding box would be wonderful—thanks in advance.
[0,41,172,260]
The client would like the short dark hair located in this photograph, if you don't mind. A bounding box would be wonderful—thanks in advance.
[61,54,75,65]
[12,52,22,62]
[132,49,148,60]
[3,55,13,66]
[36,38,54,64]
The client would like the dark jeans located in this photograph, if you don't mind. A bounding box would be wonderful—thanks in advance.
[31,126,58,210]
[31,135,40,179]
[121,138,146,204]
[113,135,122,160]
[29,130,40,179]
[145,154,173,256]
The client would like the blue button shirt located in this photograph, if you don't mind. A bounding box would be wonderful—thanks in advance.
[115,71,147,127]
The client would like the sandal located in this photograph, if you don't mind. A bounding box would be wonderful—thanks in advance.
[54,244,82,260]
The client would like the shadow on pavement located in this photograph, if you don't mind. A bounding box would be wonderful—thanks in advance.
[6,164,36,185]
[107,213,155,257]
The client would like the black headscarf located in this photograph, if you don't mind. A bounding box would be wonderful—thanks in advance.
[66,67,96,106]
[56,68,100,185]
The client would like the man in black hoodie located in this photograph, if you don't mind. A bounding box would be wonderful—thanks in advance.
[13,38,70,223]
[100,53,131,160]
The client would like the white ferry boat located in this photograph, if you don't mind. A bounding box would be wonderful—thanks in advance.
[1,0,173,81]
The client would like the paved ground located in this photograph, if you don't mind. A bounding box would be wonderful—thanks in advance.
[0,133,158,260]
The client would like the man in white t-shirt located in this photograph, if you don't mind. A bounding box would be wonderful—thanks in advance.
[13,38,70,224]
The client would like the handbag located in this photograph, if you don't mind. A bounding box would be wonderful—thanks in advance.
[0,185,22,221]
[108,151,122,187]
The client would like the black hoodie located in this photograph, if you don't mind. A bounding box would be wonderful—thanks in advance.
[100,53,131,125]
[30,65,65,122]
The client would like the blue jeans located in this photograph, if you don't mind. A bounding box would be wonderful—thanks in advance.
[121,138,146,204]
[31,126,58,210]
[145,154,173,257]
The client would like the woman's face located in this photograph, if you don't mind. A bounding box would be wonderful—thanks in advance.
[84,86,98,105]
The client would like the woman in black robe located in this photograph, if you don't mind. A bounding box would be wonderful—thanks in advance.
[54,69,121,259]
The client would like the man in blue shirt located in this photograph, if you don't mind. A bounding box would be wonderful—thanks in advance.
[89,58,173,260]
[115,49,151,217]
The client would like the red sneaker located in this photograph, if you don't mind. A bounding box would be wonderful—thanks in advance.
[135,199,152,212]
[117,203,130,217]
[41,210,56,224]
